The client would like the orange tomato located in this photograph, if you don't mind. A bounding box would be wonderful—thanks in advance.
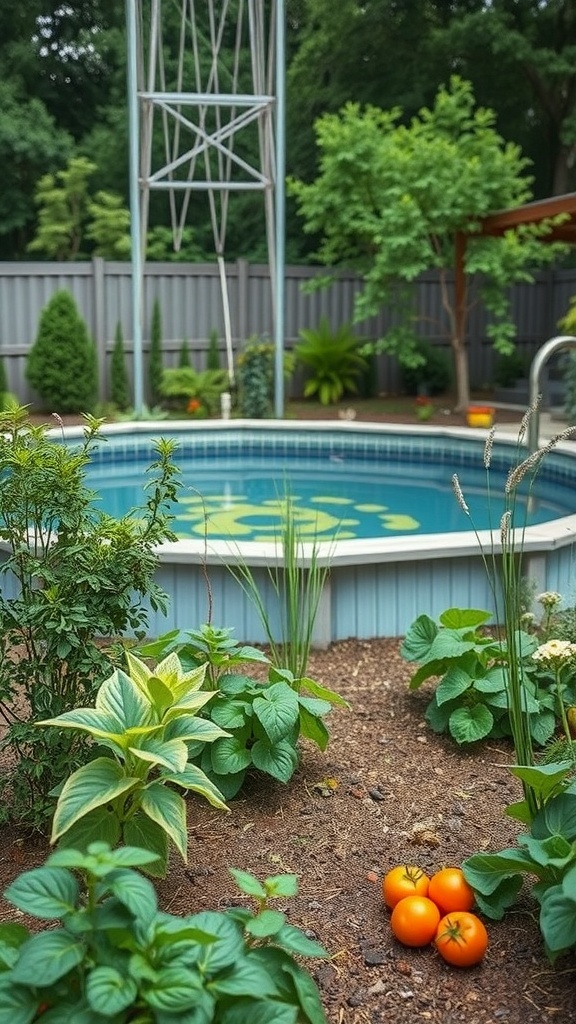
[428,867,475,914]
[435,911,488,967]
[390,895,441,947]
[382,865,430,908]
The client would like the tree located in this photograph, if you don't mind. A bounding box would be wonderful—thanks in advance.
[110,322,131,410]
[26,290,97,412]
[290,77,567,411]
[149,298,164,407]
[86,192,131,259]
[27,156,95,260]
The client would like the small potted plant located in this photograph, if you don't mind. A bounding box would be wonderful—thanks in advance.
[414,395,435,421]
[466,405,494,428]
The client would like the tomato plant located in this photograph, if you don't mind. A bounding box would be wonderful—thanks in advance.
[390,895,441,947]
[435,911,488,966]
[428,867,475,914]
[382,865,430,908]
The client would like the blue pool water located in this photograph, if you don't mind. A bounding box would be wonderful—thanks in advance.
[79,428,576,543]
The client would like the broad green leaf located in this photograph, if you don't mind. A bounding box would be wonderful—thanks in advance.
[161,762,228,811]
[228,869,267,898]
[106,868,158,922]
[250,738,299,782]
[162,690,214,722]
[86,965,138,1015]
[263,874,298,898]
[184,912,245,972]
[540,885,576,954]
[210,736,252,775]
[0,978,38,1024]
[163,715,229,743]
[273,922,328,958]
[462,850,539,895]
[253,683,299,743]
[424,695,454,733]
[0,925,29,969]
[51,759,140,843]
[11,931,84,986]
[37,708,121,739]
[55,808,121,854]
[532,791,576,842]
[140,782,187,860]
[281,959,328,1024]
[449,704,494,744]
[472,875,524,921]
[146,675,174,712]
[96,668,154,729]
[400,614,437,662]
[428,632,478,663]
[209,956,280,998]
[438,608,492,629]
[435,666,473,706]
[143,965,203,1011]
[529,711,556,747]
[125,651,153,688]
[298,705,329,751]
[297,695,332,718]
[128,737,188,773]
[123,813,169,877]
[474,667,507,693]
[510,764,574,808]
[297,677,350,708]
[219,1000,298,1024]
[5,868,79,919]
[523,834,574,869]
[210,700,250,730]
[245,909,285,938]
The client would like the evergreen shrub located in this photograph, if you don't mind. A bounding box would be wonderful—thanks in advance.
[26,290,97,412]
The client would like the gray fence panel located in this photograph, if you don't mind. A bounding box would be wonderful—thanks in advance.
[1,259,575,406]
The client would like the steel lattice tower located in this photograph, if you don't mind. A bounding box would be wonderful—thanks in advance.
[126,0,285,410]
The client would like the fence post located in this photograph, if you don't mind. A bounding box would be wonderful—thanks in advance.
[92,256,107,401]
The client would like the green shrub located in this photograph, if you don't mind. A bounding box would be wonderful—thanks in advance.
[0,406,180,831]
[0,844,329,1023]
[148,297,163,406]
[207,327,221,370]
[399,339,451,396]
[178,337,191,368]
[26,290,97,412]
[110,321,131,410]
[294,317,368,406]
[159,365,229,416]
[236,337,294,418]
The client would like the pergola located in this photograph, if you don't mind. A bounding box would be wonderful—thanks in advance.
[455,192,576,342]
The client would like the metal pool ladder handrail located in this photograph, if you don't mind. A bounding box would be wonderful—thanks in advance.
[527,334,576,452]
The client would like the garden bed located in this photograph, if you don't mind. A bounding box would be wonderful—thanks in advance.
[0,637,573,1024]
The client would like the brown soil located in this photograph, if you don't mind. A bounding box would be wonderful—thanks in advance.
[2,398,571,1024]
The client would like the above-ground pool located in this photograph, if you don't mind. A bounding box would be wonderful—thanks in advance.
[55,421,576,642]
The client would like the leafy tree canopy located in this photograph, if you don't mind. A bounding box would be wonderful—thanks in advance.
[290,76,567,409]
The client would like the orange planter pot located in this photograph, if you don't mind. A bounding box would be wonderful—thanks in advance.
[466,406,494,428]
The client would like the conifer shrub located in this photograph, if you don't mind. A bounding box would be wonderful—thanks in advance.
[26,290,97,412]
[207,328,221,370]
[148,298,163,406]
[178,338,191,368]
[110,321,131,410]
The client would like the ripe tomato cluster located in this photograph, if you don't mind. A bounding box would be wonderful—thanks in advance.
[382,865,488,967]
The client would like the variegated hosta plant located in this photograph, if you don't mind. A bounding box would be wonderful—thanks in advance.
[38,652,229,876]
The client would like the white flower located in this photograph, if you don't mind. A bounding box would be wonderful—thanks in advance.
[536,591,562,609]
[532,639,576,666]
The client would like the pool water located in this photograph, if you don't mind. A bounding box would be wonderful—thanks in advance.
[83,433,576,543]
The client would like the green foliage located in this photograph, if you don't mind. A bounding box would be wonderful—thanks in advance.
[86,190,131,259]
[294,316,368,406]
[0,843,328,1022]
[137,624,348,800]
[401,607,557,747]
[462,787,576,962]
[148,299,164,407]
[178,338,191,368]
[0,406,180,830]
[493,348,528,388]
[399,340,452,396]
[159,366,229,417]
[289,76,567,410]
[110,321,131,410]
[26,290,97,413]
[26,155,95,260]
[207,328,221,371]
[236,338,275,418]
[39,653,228,876]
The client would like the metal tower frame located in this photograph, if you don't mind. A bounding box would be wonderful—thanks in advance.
[125,0,285,413]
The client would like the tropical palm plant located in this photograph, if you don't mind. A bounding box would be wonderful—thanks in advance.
[294,316,368,405]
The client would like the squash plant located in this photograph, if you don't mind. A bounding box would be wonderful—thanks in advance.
[137,625,349,799]
[463,785,576,962]
[0,842,329,1023]
[401,607,556,746]
[38,652,229,876]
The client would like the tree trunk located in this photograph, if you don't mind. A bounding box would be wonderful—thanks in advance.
[452,338,470,412]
